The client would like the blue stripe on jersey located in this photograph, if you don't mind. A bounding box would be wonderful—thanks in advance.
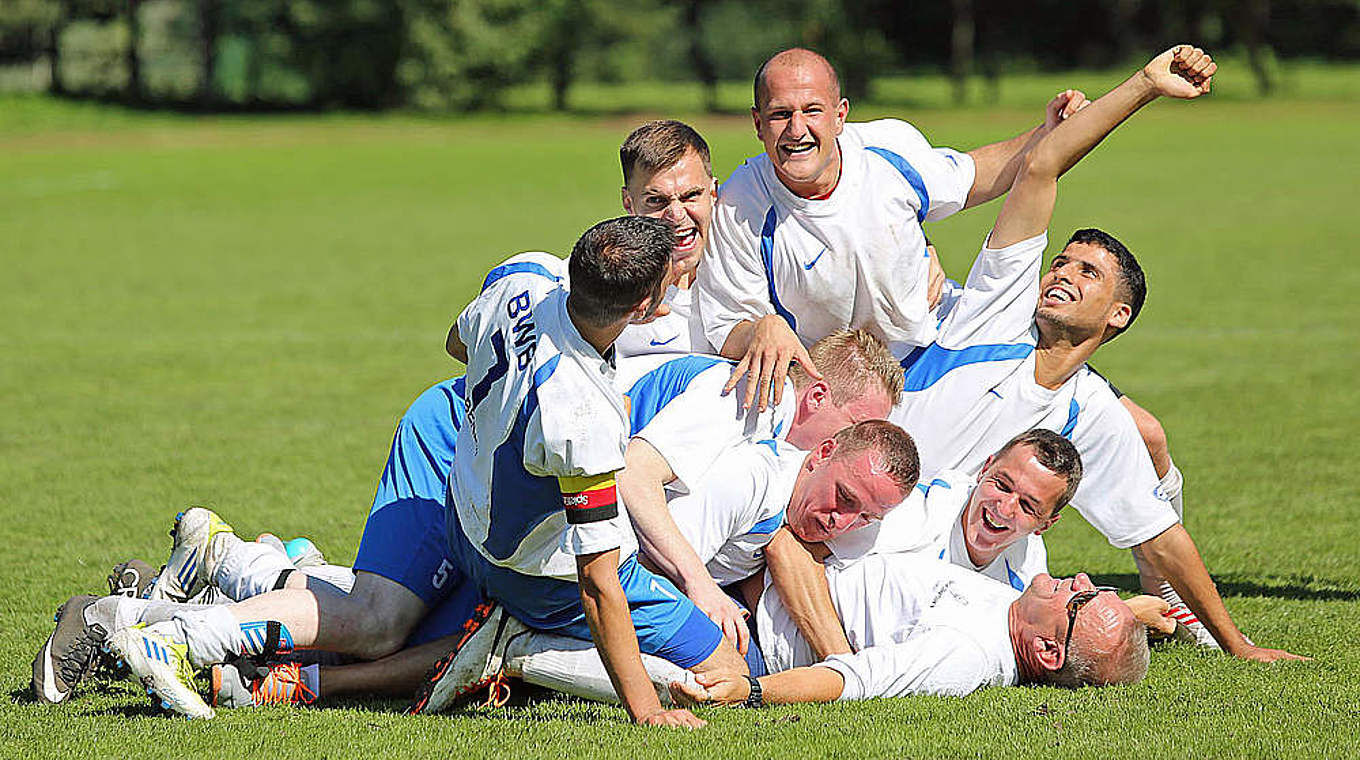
[760,207,799,333]
[898,344,927,371]
[1059,398,1080,439]
[865,146,930,223]
[482,354,564,562]
[470,330,510,408]
[928,478,951,490]
[482,262,562,293]
[901,342,1034,392]
[747,510,786,536]
[1005,559,1025,591]
[624,355,727,434]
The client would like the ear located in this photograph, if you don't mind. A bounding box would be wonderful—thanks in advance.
[621,187,634,215]
[835,98,849,132]
[806,380,830,410]
[811,436,839,468]
[709,176,719,200]
[1032,634,1064,672]
[1036,512,1061,535]
[1107,302,1132,332]
[751,106,762,136]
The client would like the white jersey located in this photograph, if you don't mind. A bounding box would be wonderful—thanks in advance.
[759,554,1019,699]
[697,119,975,358]
[450,252,635,581]
[825,470,1046,591]
[614,286,711,359]
[615,353,794,494]
[667,440,802,586]
[889,233,1179,550]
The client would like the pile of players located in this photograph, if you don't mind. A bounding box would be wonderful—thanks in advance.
[32,43,1306,727]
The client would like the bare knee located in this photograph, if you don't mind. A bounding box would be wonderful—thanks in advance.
[1120,396,1171,477]
[314,572,427,660]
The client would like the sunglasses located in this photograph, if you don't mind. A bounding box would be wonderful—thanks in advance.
[1061,586,1120,662]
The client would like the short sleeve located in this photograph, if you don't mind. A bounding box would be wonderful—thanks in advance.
[935,233,1047,350]
[821,629,995,699]
[1067,392,1180,549]
[855,119,977,223]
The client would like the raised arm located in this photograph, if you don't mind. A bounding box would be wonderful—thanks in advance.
[989,46,1217,250]
[964,89,1089,208]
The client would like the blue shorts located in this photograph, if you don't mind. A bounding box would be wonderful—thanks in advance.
[354,377,467,608]
[446,503,723,670]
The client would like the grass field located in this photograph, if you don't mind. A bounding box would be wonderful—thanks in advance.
[2,67,1358,758]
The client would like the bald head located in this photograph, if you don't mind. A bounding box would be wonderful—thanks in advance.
[754,48,841,110]
[1050,596,1150,688]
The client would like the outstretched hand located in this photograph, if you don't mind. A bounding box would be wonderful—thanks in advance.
[724,315,819,411]
[1143,45,1217,99]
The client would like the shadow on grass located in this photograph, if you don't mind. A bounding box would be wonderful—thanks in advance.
[1086,573,1360,601]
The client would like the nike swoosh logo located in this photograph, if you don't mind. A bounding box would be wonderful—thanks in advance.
[39,638,66,703]
[649,336,678,346]
[804,247,828,270]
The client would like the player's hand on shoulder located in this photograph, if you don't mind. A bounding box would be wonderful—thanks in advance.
[1124,594,1176,637]
[1143,45,1216,99]
[637,706,707,728]
[724,315,819,412]
[1044,89,1090,130]
[690,583,751,656]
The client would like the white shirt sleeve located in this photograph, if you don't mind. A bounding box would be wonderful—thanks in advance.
[855,119,976,222]
[457,252,567,348]
[935,233,1047,349]
[821,628,998,699]
[695,173,777,353]
[1067,391,1180,549]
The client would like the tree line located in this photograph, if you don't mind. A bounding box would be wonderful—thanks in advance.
[0,0,1354,110]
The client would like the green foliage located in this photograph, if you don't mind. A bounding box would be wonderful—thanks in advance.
[398,0,546,110]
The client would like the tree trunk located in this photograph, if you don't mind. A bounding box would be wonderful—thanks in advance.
[48,1,66,95]
[950,0,974,105]
[1243,0,1273,96]
[684,0,718,112]
[126,0,142,102]
[199,0,218,107]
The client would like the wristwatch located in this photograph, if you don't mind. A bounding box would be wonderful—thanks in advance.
[743,675,764,708]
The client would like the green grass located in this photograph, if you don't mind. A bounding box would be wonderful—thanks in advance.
[2,67,1359,758]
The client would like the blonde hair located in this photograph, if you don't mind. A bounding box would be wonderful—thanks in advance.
[790,329,903,404]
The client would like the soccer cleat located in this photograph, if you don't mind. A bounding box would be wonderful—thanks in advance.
[407,601,528,715]
[108,559,158,599]
[211,661,317,708]
[149,508,236,603]
[107,626,214,719]
[31,595,106,704]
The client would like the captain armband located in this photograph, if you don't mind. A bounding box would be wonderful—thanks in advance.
[558,472,619,525]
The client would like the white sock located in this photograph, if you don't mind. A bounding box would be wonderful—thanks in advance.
[172,606,295,669]
[88,596,216,632]
[213,537,295,601]
[504,632,696,707]
[1158,460,1185,520]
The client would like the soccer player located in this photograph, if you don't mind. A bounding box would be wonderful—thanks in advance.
[612,120,717,358]
[674,560,1152,704]
[776,46,1304,662]
[695,46,1089,408]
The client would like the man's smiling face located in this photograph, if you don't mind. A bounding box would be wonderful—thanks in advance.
[961,444,1066,567]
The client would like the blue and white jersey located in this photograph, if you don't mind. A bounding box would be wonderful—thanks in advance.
[696,119,975,359]
[825,470,1046,591]
[889,233,1179,550]
[667,439,802,586]
[614,286,711,359]
[450,252,635,581]
[617,352,795,494]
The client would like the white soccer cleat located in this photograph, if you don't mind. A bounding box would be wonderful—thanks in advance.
[407,601,528,715]
[107,626,215,719]
[149,508,237,602]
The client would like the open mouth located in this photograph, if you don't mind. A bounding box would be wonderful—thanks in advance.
[780,143,816,159]
[1041,285,1077,307]
[981,507,1008,534]
[673,227,699,252]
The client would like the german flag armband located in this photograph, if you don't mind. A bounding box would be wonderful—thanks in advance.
[558,472,619,525]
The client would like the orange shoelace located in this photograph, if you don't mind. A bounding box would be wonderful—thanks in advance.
[253,661,318,706]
